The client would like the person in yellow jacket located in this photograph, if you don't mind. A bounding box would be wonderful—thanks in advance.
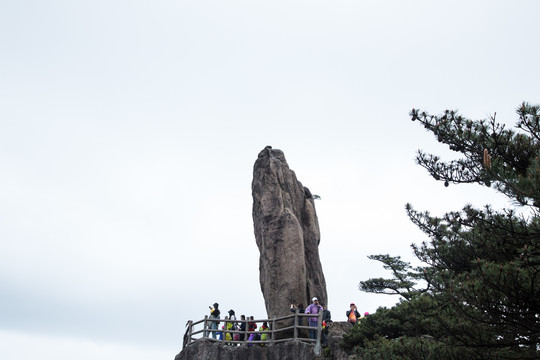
[259,322,269,344]
[225,309,237,341]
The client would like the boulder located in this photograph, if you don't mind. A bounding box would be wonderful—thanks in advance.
[252,146,327,319]
[326,322,357,360]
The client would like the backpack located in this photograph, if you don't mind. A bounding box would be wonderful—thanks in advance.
[348,310,357,323]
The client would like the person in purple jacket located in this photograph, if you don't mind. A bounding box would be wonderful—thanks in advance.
[304,297,323,339]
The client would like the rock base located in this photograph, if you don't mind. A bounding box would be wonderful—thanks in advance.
[175,339,322,360]
[175,322,358,360]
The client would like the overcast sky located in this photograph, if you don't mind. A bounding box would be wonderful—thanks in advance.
[1,1,539,359]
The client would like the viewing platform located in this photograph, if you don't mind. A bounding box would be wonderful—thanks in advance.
[183,311,325,355]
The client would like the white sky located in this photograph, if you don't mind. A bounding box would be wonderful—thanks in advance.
[1,1,539,359]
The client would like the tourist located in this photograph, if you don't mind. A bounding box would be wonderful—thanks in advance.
[346,303,360,325]
[239,315,246,341]
[248,316,257,332]
[305,297,323,339]
[259,321,269,345]
[321,304,331,346]
[218,325,224,340]
[290,303,305,326]
[208,302,220,339]
[247,316,257,345]
[232,328,240,342]
[359,311,369,322]
[226,310,237,341]
[322,304,332,324]
[228,309,237,322]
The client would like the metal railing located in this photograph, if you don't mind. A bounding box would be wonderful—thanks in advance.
[183,311,324,354]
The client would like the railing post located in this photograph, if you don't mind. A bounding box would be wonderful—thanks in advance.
[294,309,298,340]
[314,312,323,355]
[243,318,248,345]
[184,320,193,348]
[203,315,209,338]
[223,316,229,343]
[271,318,276,344]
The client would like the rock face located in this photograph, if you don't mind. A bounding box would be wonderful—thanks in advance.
[175,339,322,360]
[252,146,327,318]
[174,322,357,360]
[326,322,357,360]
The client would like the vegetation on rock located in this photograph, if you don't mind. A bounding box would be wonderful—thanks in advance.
[343,103,540,360]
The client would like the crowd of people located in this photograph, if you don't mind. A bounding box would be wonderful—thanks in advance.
[205,304,269,345]
[203,298,369,346]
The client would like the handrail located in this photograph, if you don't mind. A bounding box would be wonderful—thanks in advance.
[182,310,325,354]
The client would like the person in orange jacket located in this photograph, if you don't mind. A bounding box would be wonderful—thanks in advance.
[346,303,360,324]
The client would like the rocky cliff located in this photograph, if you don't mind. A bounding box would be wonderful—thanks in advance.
[176,338,320,360]
[252,146,327,318]
[174,322,356,360]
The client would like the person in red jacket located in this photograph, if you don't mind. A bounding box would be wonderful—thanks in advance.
[248,316,257,332]
[247,316,257,345]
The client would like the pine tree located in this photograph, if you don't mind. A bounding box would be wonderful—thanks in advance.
[343,103,540,360]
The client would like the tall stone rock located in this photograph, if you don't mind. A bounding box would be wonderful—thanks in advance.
[252,146,327,319]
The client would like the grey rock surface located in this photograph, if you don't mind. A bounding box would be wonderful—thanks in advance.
[326,322,358,360]
[252,146,327,319]
[174,322,358,360]
[175,339,323,360]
